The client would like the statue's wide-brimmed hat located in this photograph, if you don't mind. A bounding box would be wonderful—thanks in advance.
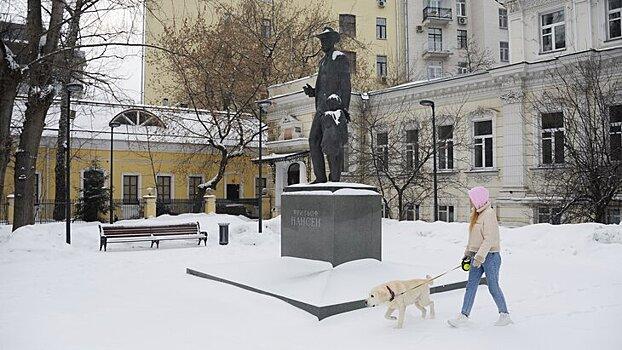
[315,26,340,42]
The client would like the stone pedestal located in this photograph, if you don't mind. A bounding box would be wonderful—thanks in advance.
[281,183,382,266]
[143,188,156,219]
[204,190,216,214]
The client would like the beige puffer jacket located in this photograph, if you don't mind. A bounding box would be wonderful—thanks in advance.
[465,202,500,265]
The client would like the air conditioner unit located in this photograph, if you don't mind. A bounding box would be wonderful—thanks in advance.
[377,0,386,8]
[416,25,424,33]
[457,16,468,25]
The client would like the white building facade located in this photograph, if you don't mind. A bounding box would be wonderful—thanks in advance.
[403,0,510,81]
[262,0,622,225]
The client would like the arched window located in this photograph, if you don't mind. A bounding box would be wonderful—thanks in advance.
[110,109,166,128]
[287,163,300,186]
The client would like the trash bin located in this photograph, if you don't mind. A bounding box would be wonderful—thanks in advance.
[219,223,229,245]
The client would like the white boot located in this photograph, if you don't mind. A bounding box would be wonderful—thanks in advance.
[494,313,513,326]
[447,313,469,328]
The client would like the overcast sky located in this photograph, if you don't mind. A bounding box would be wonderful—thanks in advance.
[1,0,144,103]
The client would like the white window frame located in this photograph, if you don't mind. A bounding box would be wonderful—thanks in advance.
[457,62,468,74]
[457,29,468,49]
[121,173,141,204]
[540,112,565,165]
[427,61,443,80]
[500,41,509,62]
[376,131,389,171]
[472,118,494,169]
[254,176,267,197]
[187,175,204,199]
[607,207,621,224]
[456,0,466,17]
[427,27,443,51]
[376,17,387,40]
[376,55,388,77]
[438,124,454,170]
[608,0,622,40]
[405,129,418,172]
[499,8,508,29]
[405,203,419,221]
[540,9,566,53]
[438,205,455,222]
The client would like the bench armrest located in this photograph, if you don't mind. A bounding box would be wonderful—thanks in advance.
[200,231,208,237]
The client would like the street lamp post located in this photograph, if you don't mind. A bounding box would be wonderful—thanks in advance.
[108,121,121,224]
[255,99,272,234]
[65,82,83,244]
[420,99,438,222]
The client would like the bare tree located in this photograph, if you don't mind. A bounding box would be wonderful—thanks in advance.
[351,95,469,220]
[526,51,622,223]
[150,0,332,192]
[461,35,495,74]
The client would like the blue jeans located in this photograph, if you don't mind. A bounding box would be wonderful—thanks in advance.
[461,252,508,316]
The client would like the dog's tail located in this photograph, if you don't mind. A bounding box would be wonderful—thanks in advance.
[426,274,434,286]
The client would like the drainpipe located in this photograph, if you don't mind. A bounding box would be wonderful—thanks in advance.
[404,0,410,81]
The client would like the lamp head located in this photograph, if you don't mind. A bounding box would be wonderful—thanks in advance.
[66,82,84,93]
[419,99,434,108]
[256,99,272,113]
[109,121,121,128]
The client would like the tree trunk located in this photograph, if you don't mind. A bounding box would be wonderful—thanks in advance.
[0,78,18,201]
[397,191,403,221]
[12,95,54,231]
[53,90,69,220]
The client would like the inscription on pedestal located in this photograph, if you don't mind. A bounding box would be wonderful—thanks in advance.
[281,184,382,266]
[290,210,321,228]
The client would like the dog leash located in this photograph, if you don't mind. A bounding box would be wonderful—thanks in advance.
[390,265,462,299]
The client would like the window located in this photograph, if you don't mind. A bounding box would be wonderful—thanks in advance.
[541,112,565,165]
[110,109,166,128]
[382,201,391,218]
[343,50,357,75]
[123,175,139,204]
[156,175,172,204]
[188,176,203,200]
[473,120,493,168]
[537,206,562,224]
[261,19,271,39]
[499,8,508,29]
[611,105,622,161]
[438,205,455,222]
[376,17,387,39]
[405,129,419,172]
[457,0,466,17]
[405,203,420,221]
[457,29,468,49]
[541,10,565,52]
[376,55,388,77]
[609,0,622,39]
[376,131,389,171]
[339,14,356,37]
[428,28,443,51]
[500,41,509,62]
[427,61,442,80]
[457,62,468,74]
[256,177,268,196]
[438,125,454,170]
[607,207,621,224]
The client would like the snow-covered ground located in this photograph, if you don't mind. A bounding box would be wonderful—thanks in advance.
[1,214,621,350]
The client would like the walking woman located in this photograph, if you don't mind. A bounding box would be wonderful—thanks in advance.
[448,186,512,327]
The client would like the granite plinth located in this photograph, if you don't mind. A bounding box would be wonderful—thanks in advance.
[281,183,382,266]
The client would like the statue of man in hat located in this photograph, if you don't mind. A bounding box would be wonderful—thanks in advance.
[303,26,351,183]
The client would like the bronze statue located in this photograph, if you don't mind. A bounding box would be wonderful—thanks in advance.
[303,27,351,183]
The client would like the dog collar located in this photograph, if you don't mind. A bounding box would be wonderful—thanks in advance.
[386,286,396,302]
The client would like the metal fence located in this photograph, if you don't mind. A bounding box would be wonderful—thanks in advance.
[0,199,8,225]
[216,198,259,218]
[157,199,204,216]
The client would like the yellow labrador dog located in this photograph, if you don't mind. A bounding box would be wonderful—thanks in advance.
[365,275,435,329]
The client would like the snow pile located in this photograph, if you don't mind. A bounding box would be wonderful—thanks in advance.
[593,224,622,244]
[1,215,622,350]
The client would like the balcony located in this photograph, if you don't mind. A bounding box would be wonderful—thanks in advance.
[421,41,453,59]
[422,7,452,26]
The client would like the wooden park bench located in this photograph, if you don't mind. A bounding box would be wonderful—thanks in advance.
[99,222,208,251]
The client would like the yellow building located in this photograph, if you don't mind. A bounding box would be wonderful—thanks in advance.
[3,98,268,222]
[142,0,404,105]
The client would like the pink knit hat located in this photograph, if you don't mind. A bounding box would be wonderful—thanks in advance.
[468,186,490,209]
